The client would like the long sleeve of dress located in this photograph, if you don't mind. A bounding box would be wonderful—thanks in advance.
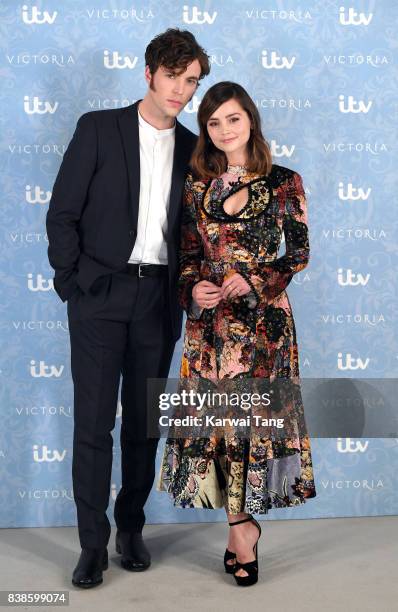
[240,171,309,307]
[178,173,205,320]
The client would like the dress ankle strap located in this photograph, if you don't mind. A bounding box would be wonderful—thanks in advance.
[228,514,253,527]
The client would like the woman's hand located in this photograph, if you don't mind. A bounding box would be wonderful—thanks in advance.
[221,273,251,300]
[192,280,222,309]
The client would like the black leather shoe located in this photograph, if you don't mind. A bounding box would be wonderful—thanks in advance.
[72,548,108,588]
[115,529,151,571]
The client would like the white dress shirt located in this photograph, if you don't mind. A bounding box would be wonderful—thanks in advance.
[128,109,175,264]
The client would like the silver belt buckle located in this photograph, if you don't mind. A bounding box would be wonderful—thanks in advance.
[138,263,147,278]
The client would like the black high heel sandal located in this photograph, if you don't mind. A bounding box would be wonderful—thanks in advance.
[229,513,261,587]
[223,548,236,574]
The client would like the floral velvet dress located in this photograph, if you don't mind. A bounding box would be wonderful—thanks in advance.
[157,163,317,514]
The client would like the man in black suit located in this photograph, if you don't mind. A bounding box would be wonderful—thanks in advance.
[46,28,210,588]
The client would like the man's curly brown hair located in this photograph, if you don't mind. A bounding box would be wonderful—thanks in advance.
[145,28,210,83]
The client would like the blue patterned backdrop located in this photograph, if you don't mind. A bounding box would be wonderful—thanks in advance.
[1,0,397,527]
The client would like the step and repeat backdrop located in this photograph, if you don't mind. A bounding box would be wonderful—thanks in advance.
[1,0,397,528]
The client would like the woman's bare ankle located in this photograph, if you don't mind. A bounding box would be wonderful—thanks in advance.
[227,511,249,524]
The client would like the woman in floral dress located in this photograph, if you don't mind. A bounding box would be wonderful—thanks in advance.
[157,82,316,586]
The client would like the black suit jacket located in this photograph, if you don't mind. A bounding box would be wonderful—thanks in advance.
[46,100,198,341]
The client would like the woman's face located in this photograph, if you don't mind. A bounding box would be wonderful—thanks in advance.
[206,98,252,163]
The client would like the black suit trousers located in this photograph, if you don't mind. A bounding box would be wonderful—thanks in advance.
[67,268,175,549]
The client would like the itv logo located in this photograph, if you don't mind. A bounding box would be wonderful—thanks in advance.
[103,50,138,70]
[339,7,373,26]
[21,5,57,25]
[33,445,67,462]
[182,5,217,25]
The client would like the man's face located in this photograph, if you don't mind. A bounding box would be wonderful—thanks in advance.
[145,59,201,118]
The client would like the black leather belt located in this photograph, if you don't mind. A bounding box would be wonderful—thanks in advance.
[125,263,168,278]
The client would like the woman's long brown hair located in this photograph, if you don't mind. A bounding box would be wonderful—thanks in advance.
[190,81,273,180]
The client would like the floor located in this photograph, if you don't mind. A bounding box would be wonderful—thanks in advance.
[0,516,396,612]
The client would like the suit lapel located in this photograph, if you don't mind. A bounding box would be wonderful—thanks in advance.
[117,101,141,229]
